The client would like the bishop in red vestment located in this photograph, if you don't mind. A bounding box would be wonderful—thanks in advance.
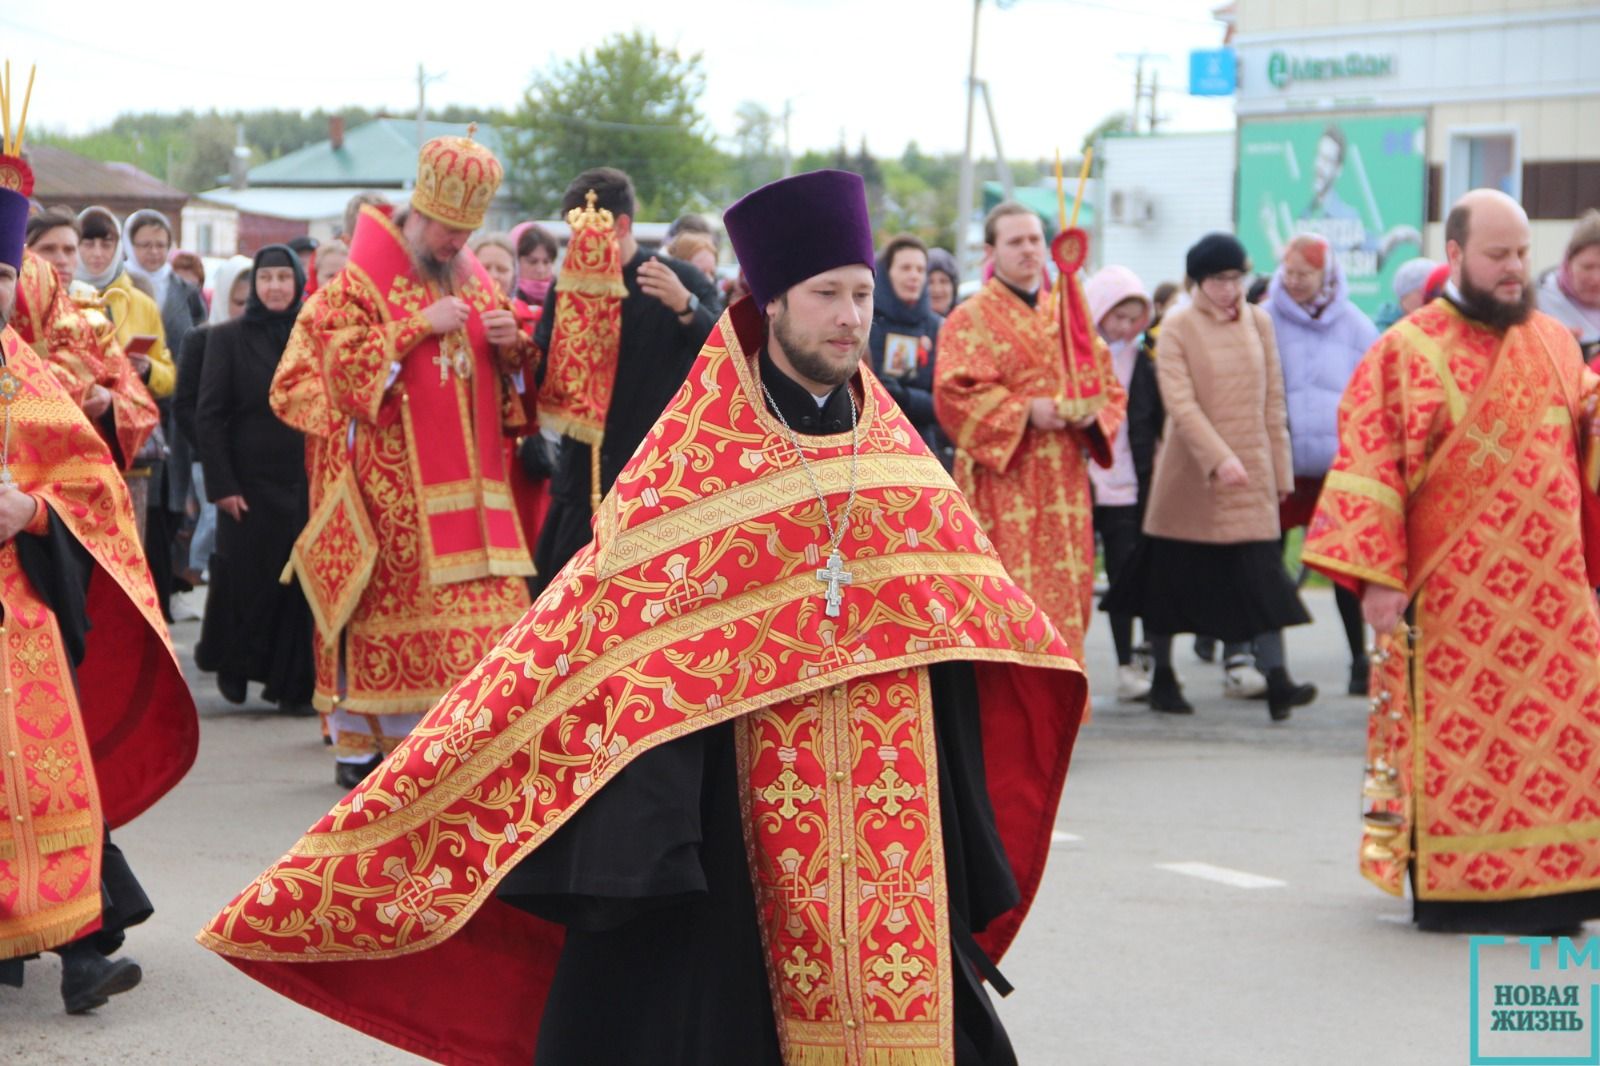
[272,131,535,787]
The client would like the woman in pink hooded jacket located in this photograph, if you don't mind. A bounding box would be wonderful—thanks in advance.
[1086,266,1160,702]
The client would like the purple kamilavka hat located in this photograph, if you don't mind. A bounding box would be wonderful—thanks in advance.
[0,188,27,270]
[723,169,875,308]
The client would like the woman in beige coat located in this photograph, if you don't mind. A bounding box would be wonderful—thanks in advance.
[1103,234,1313,719]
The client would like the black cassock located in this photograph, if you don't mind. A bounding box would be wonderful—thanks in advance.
[498,358,1022,1065]
[0,516,152,988]
[193,316,313,704]
[530,250,721,594]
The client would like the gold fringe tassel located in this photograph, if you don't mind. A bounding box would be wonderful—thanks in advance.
[536,406,604,447]
[787,1045,948,1066]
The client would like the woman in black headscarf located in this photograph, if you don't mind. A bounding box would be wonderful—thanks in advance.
[194,245,314,712]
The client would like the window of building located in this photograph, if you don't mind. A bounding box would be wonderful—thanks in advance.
[197,222,214,255]
[1446,127,1520,203]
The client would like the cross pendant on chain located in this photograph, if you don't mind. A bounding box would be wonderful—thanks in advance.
[815,549,853,618]
[432,350,454,385]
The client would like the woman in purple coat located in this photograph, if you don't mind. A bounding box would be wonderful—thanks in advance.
[1266,234,1379,694]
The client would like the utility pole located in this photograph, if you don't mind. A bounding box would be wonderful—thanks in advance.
[1132,56,1144,134]
[977,81,1014,201]
[1118,52,1162,134]
[954,0,983,280]
[416,64,447,150]
[1149,70,1163,134]
[782,100,793,178]
[417,63,426,150]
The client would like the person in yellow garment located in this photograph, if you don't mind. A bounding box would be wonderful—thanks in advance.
[1304,188,1600,933]
[73,206,173,399]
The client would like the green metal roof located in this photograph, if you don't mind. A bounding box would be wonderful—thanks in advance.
[982,181,1094,231]
[246,118,509,188]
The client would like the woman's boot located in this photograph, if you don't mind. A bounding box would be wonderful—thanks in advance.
[1266,667,1316,721]
[1148,666,1194,714]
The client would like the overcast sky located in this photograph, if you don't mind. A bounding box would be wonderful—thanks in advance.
[3,0,1234,161]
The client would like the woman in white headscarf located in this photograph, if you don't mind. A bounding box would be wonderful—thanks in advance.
[75,207,175,397]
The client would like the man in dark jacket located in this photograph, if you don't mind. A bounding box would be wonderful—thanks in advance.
[530,168,722,592]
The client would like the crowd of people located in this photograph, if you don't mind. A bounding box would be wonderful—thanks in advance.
[6,107,1600,1063]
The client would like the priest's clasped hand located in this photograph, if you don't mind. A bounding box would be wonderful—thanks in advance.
[1028,397,1067,431]
[1361,584,1409,634]
[0,484,38,541]
[422,296,470,335]
[84,384,112,419]
[481,308,519,347]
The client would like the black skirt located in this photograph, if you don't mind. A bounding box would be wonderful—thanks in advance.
[196,477,314,703]
[1101,536,1310,643]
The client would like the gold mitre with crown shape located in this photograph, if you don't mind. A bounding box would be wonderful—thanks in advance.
[411,122,502,230]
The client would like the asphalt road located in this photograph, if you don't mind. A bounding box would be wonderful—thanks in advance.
[0,589,1506,1064]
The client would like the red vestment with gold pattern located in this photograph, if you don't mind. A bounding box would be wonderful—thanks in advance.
[0,324,196,961]
[1305,301,1600,907]
[271,208,534,752]
[11,252,160,470]
[200,300,1087,1065]
[934,277,1126,659]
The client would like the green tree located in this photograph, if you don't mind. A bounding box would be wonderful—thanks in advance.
[506,31,720,219]
[726,101,782,197]
[170,113,242,191]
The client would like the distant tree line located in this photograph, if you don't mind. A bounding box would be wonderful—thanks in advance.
[38,32,1080,250]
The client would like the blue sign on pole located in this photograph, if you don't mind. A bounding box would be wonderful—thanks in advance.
[1189,48,1237,96]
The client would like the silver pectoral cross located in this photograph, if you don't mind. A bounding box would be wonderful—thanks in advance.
[815,549,853,618]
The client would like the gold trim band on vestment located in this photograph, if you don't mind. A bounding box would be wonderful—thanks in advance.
[292,551,1024,858]
[598,453,956,578]
[1322,469,1403,514]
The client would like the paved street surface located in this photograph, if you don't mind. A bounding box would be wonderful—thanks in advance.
[3,588,1500,1064]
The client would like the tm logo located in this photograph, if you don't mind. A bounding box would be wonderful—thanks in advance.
[1471,936,1600,1065]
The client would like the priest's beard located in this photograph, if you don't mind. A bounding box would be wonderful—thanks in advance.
[1457,271,1535,331]
[771,303,866,389]
[408,238,460,289]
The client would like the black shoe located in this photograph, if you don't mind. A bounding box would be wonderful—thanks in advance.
[1347,660,1370,697]
[57,942,141,1015]
[1193,636,1217,664]
[1148,667,1194,714]
[334,755,383,790]
[276,699,318,718]
[217,674,247,705]
[1266,667,1316,721]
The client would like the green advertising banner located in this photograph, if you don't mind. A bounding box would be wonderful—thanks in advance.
[1237,113,1427,318]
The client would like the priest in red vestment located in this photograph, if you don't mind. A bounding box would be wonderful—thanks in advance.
[272,130,535,788]
[0,186,198,1010]
[1305,189,1600,933]
[934,203,1125,661]
[200,170,1087,1065]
